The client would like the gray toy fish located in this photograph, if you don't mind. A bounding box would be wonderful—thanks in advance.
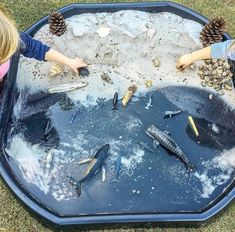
[146,125,194,171]
[164,110,182,118]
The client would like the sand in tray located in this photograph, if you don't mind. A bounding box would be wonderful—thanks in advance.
[16,10,235,108]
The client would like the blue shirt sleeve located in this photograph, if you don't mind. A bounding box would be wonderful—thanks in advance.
[211,40,235,60]
[19,32,51,61]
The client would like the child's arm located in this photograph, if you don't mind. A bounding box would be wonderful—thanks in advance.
[176,47,211,70]
[19,32,87,74]
[176,40,235,70]
[44,49,87,74]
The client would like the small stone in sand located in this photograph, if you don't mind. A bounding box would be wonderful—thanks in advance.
[189,64,196,70]
[49,63,64,77]
[146,28,156,39]
[96,27,111,37]
[153,58,161,67]
[145,80,153,88]
[208,94,213,100]
[78,67,89,77]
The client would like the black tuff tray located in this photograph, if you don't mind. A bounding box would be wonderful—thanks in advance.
[0,1,234,227]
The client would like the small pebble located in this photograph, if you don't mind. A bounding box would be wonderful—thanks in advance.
[78,67,89,77]
[189,64,196,70]
[222,71,227,77]
[218,90,225,95]
[145,80,153,88]
[153,58,161,67]
[201,82,206,87]
[208,94,213,100]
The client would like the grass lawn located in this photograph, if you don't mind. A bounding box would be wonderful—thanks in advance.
[0,0,234,231]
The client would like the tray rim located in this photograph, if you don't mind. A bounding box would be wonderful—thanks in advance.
[0,1,234,226]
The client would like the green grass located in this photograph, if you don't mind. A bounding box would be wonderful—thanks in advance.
[0,0,234,231]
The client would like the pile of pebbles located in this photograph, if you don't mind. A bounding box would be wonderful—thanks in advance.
[198,59,234,95]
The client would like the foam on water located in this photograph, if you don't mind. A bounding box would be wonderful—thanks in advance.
[194,148,235,198]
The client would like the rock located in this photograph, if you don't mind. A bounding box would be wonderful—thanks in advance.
[147,28,156,39]
[189,64,196,70]
[224,84,232,90]
[213,63,219,69]
[49,63,64,77]
[208,82,213,87]
[229,73,233,78]
[104,48,112,55]
[198,70,203,76]
[207,65,213,71]
[101,72,113,84]
[153,58,161,67]
[212,59,217,64]
[204,76,210,82]
[222,71,227,77]
[218,60,224,66]
[205,59,212,65]
[218,90,225,95]
[70,20,92,37]
[217,69,223,75]
[208,94,213,100]
[212,70,217,75]
[225,64,231,69]
[145,80,153,88]
[78,67,89,77]
[201,82,206,87]
[96,27,111,37]
[198,65,204,70]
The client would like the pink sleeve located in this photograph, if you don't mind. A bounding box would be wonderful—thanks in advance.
[0,59,10,81]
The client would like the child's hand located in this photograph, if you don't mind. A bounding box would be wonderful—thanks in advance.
[176,54,193,71]
[66,58,88,74]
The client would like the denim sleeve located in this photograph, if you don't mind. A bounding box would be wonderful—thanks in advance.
[211,40,235,60]
[19,32,51,61]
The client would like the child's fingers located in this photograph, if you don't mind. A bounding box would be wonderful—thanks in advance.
[76,58,88,67]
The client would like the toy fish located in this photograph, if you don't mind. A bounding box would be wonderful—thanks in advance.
[101,73,113,84]
[112,92,118,110]
[139,141,156,154]
[68,144,110,196]
[48,81,88,93]
[112,154,122,183]
[164,110,182,118]
[78,158,93,165]
[44,149,54,169]
[122,85,137,107]
[146,125,194,171]
[44,121,53,137]
[69,108,82,124]
[102,166,106,182]
[145,92,152,110]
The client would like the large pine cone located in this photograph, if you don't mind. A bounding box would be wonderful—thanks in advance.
[200,17,227,47]
[48,11,67,36]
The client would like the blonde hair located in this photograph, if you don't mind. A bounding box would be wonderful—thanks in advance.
[0,6,19,64]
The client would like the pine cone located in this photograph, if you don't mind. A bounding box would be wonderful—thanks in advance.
[200,17,227,47]
[48,11,67,36]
